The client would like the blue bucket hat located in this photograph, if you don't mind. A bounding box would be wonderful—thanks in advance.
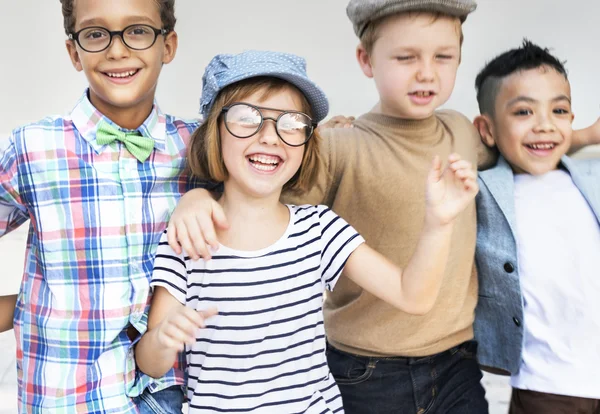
[199,50,329,123]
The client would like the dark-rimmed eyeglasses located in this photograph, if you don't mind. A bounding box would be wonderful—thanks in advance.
[221,103,317,147]
[69,24,168,53]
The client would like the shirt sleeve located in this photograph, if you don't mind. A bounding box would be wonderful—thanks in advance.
[151,230,189,304]
[0,134,29,237]
[318,206,365,291]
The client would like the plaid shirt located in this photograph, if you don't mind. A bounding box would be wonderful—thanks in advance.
[0,92,202,413]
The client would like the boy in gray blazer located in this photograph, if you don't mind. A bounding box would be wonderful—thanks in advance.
[472,40,600,414]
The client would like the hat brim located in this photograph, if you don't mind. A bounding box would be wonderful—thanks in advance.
[216,69,329,124]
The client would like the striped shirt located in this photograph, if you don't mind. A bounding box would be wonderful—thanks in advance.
[152,205,365,413]
[0,91,203,413]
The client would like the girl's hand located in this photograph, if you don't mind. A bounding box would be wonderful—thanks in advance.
[167,189,229,260]
[425,154,479,227]
[154,306,218,352]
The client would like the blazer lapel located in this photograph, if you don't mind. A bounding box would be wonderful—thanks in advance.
[560,156,600,223]
[479,157,518,235]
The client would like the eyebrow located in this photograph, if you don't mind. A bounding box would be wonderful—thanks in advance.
[78,15,158,29]
[506,94,571,107]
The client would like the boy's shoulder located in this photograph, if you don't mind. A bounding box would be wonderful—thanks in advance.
[435,109,478,136]
[8,113,74,146]
[164,114,201,131]
[564,155,600,175]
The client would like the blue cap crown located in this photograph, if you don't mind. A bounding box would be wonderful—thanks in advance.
[200,50,329,123]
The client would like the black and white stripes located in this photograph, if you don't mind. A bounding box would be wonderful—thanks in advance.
[151,204,364,413]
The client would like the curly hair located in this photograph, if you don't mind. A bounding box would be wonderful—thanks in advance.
[59,0,176,35]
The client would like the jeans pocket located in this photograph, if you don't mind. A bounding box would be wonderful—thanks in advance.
[327,346,376,385]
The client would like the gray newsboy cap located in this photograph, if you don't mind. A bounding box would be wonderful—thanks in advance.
[347,0,477,37]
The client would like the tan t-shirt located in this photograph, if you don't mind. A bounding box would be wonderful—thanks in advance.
[284,110,485,357]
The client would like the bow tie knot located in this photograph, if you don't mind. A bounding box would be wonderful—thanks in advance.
[96,121,154,162]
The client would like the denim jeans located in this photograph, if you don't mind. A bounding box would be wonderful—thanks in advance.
[326,340,488,414]
[132,385,184,414]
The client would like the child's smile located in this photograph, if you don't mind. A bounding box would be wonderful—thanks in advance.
[220,89,306,200]
[101,67,141,84]
[488,66,573,175]
[247,153,283,173]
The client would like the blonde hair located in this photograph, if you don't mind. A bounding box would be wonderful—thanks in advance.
[360,11,464,56]
[187,77,322,194]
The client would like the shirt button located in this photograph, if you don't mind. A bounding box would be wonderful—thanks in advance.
[504,262,515,273]
[513,317,521,327]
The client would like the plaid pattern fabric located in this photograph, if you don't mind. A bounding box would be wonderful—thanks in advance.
[0,92,202,413]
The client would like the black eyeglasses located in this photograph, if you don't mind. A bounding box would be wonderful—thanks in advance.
[69,24,168,53]
[221,103,317,147]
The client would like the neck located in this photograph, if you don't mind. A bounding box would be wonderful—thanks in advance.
[372,101,434,120]
[217,183,290,250]
[88,90,155,130]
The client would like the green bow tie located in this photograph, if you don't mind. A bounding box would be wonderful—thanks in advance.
[96,120,155,162]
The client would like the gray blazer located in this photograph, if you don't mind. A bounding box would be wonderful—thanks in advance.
[473,155,600,374]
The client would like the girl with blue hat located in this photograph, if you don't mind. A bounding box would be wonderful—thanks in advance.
[135,50,478,413]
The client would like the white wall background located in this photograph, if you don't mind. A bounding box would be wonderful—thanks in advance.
[1,0,600,135]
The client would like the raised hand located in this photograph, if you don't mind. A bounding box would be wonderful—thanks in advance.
[425,154,478,226]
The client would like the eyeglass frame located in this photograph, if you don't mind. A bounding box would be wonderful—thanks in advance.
[68,24,169,53]
[220,103,318,147]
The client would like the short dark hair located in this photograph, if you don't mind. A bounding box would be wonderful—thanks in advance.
[475,39,568,116]
[59,0,176,35]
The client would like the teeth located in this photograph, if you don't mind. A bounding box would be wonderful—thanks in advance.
[249,155,280,165]
[528,143,555,150]
[252,163,277,171]
[106,70,137,78]
[414,91,432,97]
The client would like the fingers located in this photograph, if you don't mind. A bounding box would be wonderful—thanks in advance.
[446,154,476,184]
[199,307,219,320]
[317,115,356,130]
[167,225,182,255]
[159,306,219,351]
[212,202,230,231]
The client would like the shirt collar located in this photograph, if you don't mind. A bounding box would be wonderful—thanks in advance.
[70,89,167,155]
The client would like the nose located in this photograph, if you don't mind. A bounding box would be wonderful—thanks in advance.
[416,60,435,82]
[533,113,557,133]
[105,34,130,60]
[257,118,280,146]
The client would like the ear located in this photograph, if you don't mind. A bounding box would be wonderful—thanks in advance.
[162,31,178,64]
[473,114,496,148]
[356,43,374,79]
[65,40,83,72]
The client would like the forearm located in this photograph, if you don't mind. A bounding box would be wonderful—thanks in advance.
[399,220,454,314]
[135,328,179,379]
[570,125,600,153]
[0,294,17,332]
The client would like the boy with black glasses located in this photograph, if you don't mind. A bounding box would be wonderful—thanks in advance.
[0,0,209,412]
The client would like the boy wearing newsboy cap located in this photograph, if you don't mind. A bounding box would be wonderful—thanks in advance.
[311,0,490,412]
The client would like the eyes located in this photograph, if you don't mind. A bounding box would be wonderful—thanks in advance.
[394,54,456,62]
[512,107,571,117]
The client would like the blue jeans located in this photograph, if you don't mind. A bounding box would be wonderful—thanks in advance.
[327,341,488,414]
[132,385,184,414]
